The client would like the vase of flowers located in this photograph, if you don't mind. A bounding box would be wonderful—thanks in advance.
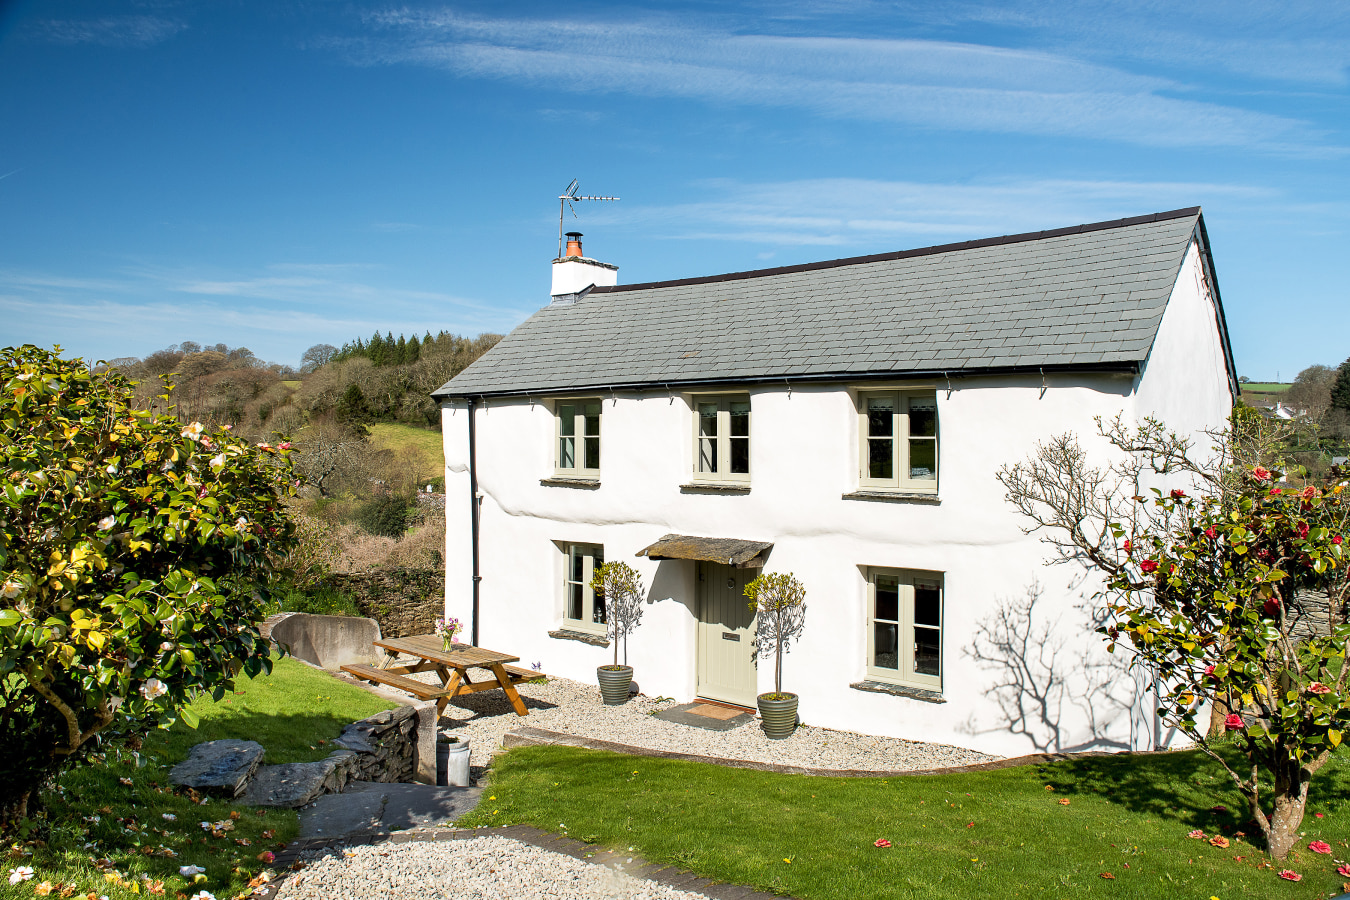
[744,572,807,739]
[435,616,463,651]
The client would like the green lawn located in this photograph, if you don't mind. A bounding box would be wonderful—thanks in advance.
[1,657,396,900]
[460,745,1350,899]
[368,422,443,487]
[1241,383,1291,394]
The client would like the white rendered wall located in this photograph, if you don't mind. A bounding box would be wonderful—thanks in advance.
[441,259,1234,759]
[551,258,619,296]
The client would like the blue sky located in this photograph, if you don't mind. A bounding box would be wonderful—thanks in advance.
[0,1,1346,379]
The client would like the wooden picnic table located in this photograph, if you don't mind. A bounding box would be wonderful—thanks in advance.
[340,634,541,718]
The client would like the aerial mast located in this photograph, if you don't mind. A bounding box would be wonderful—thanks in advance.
[557,179,619,258]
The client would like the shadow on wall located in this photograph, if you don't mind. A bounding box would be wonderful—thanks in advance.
[960,580,1146,753]
[649,559,695,620]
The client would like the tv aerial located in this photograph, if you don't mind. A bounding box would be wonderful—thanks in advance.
[557,179,619,258]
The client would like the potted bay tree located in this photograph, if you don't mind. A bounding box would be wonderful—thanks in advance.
[745,572,807,739]
[589,560,646,705]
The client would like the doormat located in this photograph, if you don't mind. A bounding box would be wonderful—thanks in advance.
[652,702,754,732]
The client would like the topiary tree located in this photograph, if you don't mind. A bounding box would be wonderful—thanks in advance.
[744,572,806,697]
[1000,414,1349,859]
[589,561,645,667]
[0,346,298,829]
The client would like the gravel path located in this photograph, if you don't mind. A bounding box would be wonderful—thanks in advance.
[413,673,996,779]
[275,835,713,900]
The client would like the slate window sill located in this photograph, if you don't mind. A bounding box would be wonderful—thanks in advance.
[548,629,610,648]
[849,680,946,704]
[540,476,601,489]
[679,482,751,494]
[842,490,940,504]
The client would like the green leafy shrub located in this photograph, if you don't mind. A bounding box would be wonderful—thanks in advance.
[355,492,414,539]
[0,345,298,827]
[271,581,361,617]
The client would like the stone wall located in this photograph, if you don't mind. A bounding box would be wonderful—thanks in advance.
[323,568,442,638]
[328,705,419,786]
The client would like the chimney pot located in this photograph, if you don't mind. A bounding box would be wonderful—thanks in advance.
[565,232,584,258]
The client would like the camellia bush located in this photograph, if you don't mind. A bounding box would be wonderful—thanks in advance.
[1000,414,1349,859]
[0,345,298,828]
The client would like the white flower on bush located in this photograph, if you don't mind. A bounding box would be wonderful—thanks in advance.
[1,581,21,600]
[106,464,118,475]
[178,865,205,877]
[139,678,168,700]
[181,422,204,441]
[161,641,174,651]
[97,515,116,531]
[209,453,225,469]
[161,460,175,473]
[8,866,35,884]
[234,516,249,530]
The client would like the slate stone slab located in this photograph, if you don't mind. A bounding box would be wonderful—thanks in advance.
[239,758,342,808]
[652,702,753,732]
[297,782,483,840]
[169,740,265,798]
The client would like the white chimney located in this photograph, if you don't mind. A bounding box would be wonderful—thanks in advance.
[551,232,618,302]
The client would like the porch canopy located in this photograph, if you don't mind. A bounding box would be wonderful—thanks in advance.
[635,534,773,569]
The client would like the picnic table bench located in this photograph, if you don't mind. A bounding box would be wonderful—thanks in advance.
[341,634,543,718]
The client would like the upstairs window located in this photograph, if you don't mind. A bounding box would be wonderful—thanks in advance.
[859,391,938,492]
[867,568,943,691]
[563,542,606,635]
[693,395,751,483]
[556,399,601,477]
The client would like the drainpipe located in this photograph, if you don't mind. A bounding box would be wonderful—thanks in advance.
[467,397,482,647]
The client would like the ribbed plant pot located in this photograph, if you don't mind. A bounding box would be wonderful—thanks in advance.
[597,665,634,706]
[757,692,799,739]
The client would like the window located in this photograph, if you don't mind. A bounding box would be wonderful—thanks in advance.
[563,543,606,634]
[859,391,937,492]
[693,395,750,482]
[555,399,601,476]
[867,568,942,691]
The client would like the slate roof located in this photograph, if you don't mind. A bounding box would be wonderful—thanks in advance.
[435,207,1230,399]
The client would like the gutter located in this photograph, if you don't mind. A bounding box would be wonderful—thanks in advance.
[467,397,482,646]
[433,360,1141,402]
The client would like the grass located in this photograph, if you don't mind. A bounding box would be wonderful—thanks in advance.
[459,744,1350,899]
[368,422,443,486]
[2,657,396,900]
[1241,383,1290,393]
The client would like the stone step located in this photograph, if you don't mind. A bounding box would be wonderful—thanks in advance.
[298,782,483,841]
[169,740,265,798]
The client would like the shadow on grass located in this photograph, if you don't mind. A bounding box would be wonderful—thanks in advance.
[148,708,382,766]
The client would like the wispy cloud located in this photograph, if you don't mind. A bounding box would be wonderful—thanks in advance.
[31,15,186,48]
[585,176,1280,246]
[338,10,1337,154]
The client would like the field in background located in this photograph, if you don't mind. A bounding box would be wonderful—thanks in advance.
[369,422,444,485]
[1240,383,1290,394]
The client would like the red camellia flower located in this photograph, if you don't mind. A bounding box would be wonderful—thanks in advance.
[1252,466,1272,481]
[1308,682,1332,694]
[1204,665,1216,678]
[1309,841,1332,854]
[874,838,892,848]
[1170,488,1186,499]
[1224,713,1244,729]
[1338,863,1350,877]
[1278,869,1302,881]
[1140,559,1159,573]
[1122,539,1133,553]
[1263,598,1281,616]
[1270,487,1282,495]
[1204,527,1217,539]
[1297,521,1310,538]
[1334,535,1344,545]
[1302,485,1317,499]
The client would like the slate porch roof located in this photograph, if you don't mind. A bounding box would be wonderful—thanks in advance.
[434,207,1235,399]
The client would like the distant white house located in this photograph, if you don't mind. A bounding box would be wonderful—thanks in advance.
[434,209,1237,757]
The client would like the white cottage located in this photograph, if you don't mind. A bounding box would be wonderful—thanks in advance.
[433,209,1237,757]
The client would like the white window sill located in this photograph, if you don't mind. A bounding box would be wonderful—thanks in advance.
[680,482,751,494]
[540,476,601,489]
[548,628,610,647]
[842,490,940,504]
[850,680,945,704]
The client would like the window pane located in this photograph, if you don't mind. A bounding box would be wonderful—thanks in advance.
[909,439,936,480]
[593,591,607,625]
[730,437,749,474]
[593,546,603,567]
[868,439,894,479]
[568,582,583,620]
[560,436,575,470]
[570,548,583,583]
[909,398,937,437]
[875,576,899,622]
[699,437,718,473]
[867,397,894,437]
[584,436,600,470]
[873,623,899,670]
[914,583,940,626]
[584,404,601,436]
[698,403,719,437]
[914,627,940,676]
[558,406,576,436]
[729,401,750,437]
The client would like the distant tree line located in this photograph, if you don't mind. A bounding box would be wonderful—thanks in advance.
[1276,357,1350,476]
[323,331,448,369]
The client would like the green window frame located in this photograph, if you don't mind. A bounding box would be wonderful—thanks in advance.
[693,395,751,483]
[563,542,606,635]
[555,399,601,477]
[858,391,938,492]
[866,568,943,691]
